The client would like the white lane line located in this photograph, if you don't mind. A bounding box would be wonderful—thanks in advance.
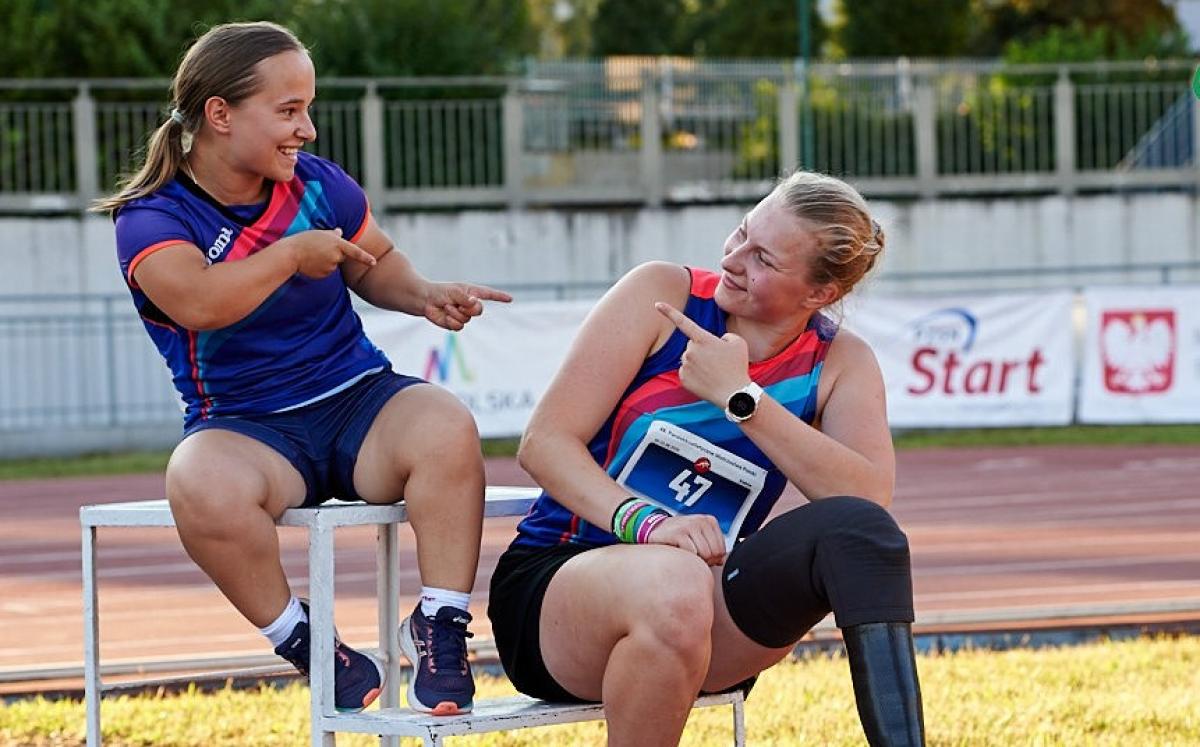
[912,531,1200,554]
[893,491,1198,513]
[893,479,1198,502]
[0,624,384,660]
[917,553,1200,575]
[0,545,386,570]
[900,497,1200,522]
[916,579,1200,602]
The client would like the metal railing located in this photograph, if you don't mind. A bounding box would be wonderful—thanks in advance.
[0,295,182,430]
[0,58,1196,212]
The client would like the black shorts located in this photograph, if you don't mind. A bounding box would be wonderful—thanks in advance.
[487,541,757,703]
[488,541,592,702]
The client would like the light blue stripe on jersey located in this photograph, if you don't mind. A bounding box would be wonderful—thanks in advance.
[285,181,323,235]
[603,366,825,479]
[194,182,329,365]
[196,284,282,357]
[272,365,387,412]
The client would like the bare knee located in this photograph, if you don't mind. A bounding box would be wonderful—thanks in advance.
[627,553,715,666]
[370,389,482,488]
[166,454,270,532]
[420,393,481,456]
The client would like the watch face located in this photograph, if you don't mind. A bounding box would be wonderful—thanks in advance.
[728,391,756,418]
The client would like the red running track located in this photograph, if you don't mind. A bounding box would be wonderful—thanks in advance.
[1,445,1198,683]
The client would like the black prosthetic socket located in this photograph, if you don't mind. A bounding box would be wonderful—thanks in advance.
[843,622,925,747]
[722,496,915,648]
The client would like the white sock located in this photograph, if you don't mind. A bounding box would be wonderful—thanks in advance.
[420,587,471,617]
[260,596,307,647]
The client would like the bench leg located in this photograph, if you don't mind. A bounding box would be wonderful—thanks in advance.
[309,520,337,747]
[732,693,746,747]
[377,522,400,747]
[82,525,101,747]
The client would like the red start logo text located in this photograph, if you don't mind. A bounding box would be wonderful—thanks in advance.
[908,347,1046,395]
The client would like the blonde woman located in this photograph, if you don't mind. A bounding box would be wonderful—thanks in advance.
[490,172,924,745]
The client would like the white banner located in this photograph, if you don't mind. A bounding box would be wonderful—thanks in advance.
[1078,285,1200,423]
[359,301,593,438]
[845,293,1076,427]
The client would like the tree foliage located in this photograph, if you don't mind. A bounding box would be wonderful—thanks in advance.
[591,0,685,56]
[681,0,828,58]
[830,0,1188,60]
[832,0,973,58]
[290,0,536,77]
[0,0,279,78]
[0,0,1191,80]
[1001,19,1190,63]
[527,0,599,57]
[0,0,535,78]
[975,0,1187,58]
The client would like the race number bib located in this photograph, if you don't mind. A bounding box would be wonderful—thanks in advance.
[615,420,767,550]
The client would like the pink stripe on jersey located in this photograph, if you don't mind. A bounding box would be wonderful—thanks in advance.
[691,270,719,299]
[604,370,700,467]
[186,329,212,420]
[225,180,304,262]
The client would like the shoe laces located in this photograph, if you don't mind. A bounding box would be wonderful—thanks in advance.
[427,612,473,674]
[279,634,311,678]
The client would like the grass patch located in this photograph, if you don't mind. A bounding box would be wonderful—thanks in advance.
[0,451,171,481]
[481,437,521,458]
[2,425,1198,481]
[1,636,1197,746]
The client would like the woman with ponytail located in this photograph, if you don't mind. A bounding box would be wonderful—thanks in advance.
[95,21,508,717]
[491,172,925,745]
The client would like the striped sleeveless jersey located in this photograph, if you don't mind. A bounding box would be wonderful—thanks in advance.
[513,267,838,549]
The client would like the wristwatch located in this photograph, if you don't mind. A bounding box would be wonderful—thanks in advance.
[724,382,763,423]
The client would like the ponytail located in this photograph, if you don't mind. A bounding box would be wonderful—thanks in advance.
[90,111,191,215]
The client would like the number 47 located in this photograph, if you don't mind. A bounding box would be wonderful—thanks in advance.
[669,470,713,507]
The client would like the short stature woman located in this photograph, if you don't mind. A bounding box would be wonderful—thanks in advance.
[96,22,509,716]
[489,171,924,745]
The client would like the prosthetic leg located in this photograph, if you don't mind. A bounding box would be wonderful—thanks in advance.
[843,622,925,747]
[721,496,927,746]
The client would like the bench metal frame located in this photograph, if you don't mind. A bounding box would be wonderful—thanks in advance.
[81,489,745,746]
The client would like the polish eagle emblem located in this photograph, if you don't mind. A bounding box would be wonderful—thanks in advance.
[1100,310,1175,394]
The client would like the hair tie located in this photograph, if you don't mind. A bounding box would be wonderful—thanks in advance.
[170,109,194,153]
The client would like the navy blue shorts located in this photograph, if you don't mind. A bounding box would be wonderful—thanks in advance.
[183,369,425,507]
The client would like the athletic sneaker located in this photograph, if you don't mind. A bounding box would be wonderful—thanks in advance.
[274,601,385,713]
[399,604,475,715]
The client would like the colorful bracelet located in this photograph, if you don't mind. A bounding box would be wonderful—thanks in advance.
[610,497,671,543]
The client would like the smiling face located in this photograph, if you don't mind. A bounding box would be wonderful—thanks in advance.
[713,193,836,323]
[221,50,316,183]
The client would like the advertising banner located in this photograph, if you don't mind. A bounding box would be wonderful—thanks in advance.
[360,301,593,437]
[1078,286,1200,423]
[846,293,1076,427]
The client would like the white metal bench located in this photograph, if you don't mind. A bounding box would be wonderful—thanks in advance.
[334,691,745,745]
[81,489,746,746]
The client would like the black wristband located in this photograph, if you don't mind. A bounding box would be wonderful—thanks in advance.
[610,496,641,535]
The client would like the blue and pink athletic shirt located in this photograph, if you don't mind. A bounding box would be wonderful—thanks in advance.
[114,151,390,429]
[513,268,838,550]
